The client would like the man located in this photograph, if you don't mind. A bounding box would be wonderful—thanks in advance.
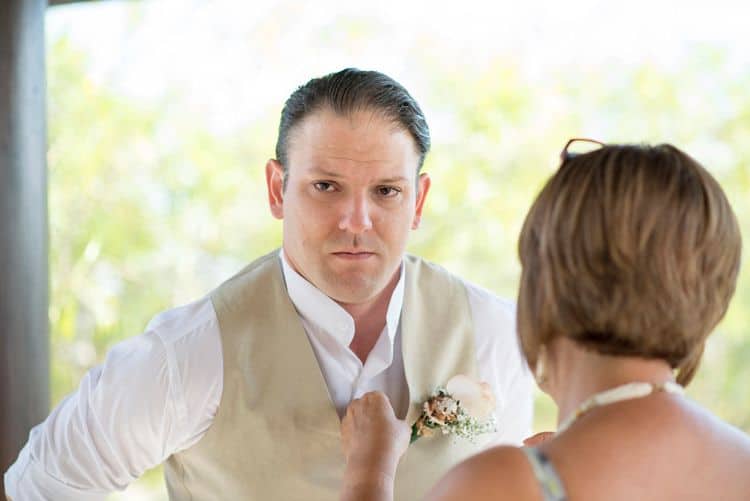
[4,68,533,500]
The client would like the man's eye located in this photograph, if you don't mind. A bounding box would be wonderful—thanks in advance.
[377,186,401,197]
[313,182,335,192]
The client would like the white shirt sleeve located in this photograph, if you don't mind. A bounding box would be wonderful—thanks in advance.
[3,297,223,501]
[465,283,535,447]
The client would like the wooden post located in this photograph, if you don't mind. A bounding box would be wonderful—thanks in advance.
[0,0,49,494]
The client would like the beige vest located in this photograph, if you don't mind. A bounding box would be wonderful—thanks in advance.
[164,250,492,500]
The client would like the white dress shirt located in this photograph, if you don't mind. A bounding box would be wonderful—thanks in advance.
[4,253,534,500]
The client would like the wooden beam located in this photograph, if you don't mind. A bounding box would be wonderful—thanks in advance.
[0,0,49,496]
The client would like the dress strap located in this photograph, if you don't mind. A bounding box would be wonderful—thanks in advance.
[521,447,567,501]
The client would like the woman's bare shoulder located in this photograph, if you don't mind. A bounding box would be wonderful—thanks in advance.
[425,445,540,501]
[542,398,750,500]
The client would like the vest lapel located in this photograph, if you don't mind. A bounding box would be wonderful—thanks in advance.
[401,255,478,423]
[395,255,487,499]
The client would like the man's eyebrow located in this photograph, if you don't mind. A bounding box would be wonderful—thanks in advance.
[308,167,343,178]
[378,176,410,184]
[308,168,410,184]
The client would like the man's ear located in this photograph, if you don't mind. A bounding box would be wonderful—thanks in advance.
[412,172,431,229]
[266,159,285,220]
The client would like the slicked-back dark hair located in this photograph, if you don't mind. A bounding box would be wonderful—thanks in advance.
[275,68,430,184]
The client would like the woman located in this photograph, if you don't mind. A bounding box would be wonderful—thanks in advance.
[340,142,750,500]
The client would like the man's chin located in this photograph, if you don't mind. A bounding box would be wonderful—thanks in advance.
[320,274,382,305]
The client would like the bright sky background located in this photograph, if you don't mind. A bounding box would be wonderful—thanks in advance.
[47,0,750,138]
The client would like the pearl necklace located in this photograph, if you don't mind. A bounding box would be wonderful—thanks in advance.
[557,381,685,434]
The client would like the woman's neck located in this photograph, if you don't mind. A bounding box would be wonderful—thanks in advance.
[548,338,676,428]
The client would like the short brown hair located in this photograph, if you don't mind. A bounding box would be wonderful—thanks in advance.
[517,143,741,386]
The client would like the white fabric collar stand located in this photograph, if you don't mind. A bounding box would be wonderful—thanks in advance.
[279,249,405,353]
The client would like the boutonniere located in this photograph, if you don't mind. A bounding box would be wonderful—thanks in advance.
[410,374,497,444]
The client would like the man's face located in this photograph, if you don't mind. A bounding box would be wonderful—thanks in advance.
[266,108,431,305]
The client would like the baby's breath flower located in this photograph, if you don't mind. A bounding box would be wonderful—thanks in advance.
[410,375,497,444]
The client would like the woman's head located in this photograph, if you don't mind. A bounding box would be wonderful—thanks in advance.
[518,143,741,386]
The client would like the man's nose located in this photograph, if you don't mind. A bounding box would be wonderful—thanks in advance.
[338,195,373,234]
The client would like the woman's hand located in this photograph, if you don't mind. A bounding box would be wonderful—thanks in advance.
[340,391,410,501]
[523,431,554,447]
[341,391,410,472]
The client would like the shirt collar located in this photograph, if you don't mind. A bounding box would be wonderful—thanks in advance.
[279,250,405,348]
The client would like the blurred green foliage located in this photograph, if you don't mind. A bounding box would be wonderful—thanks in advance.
[46,23,749,501]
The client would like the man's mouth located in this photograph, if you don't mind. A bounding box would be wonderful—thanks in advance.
[331,251,376,260]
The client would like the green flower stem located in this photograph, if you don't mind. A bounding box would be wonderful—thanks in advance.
[410,423,421,444]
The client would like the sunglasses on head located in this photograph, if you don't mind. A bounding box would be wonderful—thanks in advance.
[560,138,606,163]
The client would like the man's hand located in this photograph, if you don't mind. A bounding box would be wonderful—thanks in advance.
[523,431,554,447]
